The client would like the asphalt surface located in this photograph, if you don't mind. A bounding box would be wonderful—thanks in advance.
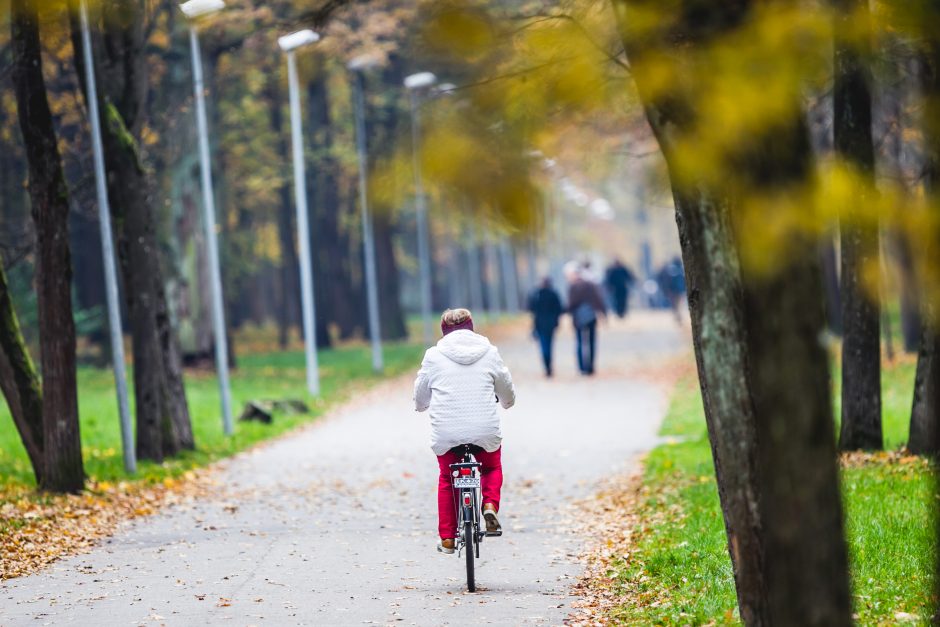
[0,312,685,626]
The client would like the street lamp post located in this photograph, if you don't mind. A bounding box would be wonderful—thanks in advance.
[180,0,233,435]
[349,55,383,373]
[404,71,436,346]
[278,29,321,395]
[78,0,135,473]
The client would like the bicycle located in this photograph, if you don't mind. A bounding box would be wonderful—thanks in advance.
[448,443,500,592]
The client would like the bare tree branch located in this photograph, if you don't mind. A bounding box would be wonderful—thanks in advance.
[293,0,359,28]
[511,12,630,72]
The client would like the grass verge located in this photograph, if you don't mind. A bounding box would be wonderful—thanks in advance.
[605,358,934,625]
[1,342,423,490]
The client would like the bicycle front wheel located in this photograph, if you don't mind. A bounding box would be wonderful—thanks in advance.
[464,520,475,592]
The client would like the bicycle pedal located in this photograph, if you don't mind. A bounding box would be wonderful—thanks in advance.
[485,530,502,537]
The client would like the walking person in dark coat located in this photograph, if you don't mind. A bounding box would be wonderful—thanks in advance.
[657,256,687,325]
[604,258,636,318]
[527,277,563,377]
[565,262,607,375]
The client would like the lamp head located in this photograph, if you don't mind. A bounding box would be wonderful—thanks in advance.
[348,54,381,72]
[404,72,437,90]
[278,29,320,52]
[179,0,224,19]
[434,82,457,95]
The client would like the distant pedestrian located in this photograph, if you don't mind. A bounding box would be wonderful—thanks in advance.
[527,277,563,377]
[604,258,636,318]
[565,262,607,375]
[657,256,686,324]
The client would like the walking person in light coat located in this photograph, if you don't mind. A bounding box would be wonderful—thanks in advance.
[414,308,516,554]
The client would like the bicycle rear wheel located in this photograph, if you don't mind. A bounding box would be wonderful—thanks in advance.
[464,520,475,592]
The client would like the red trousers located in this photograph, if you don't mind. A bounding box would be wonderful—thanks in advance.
[436,447,503,539]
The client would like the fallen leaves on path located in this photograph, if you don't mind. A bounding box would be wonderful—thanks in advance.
[0,471,214,580]
[566,352,695,625]
[566,466,647,626]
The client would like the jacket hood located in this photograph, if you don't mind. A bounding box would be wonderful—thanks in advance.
[436,330,492,365]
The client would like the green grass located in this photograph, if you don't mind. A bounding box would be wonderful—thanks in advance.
[0,342,423,490]
[610,359,934,625]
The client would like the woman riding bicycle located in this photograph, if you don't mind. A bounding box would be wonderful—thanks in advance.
[413,308,516,554]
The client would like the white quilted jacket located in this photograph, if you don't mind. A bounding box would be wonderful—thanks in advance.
[413,330,516,455]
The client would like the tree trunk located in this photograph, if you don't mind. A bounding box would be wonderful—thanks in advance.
[670,183,769,626]
[361,56,408,339]
[911,11,940,458]
[613,1,852,623]
[269,73,299,350]
[0,258,45,485]
[819,237,842,336]
[895,234,922,352]
[70,210,108,354]
[882,52,922,353]
[834,0,882,451]
[11,0,84,492]
[307,65,352,347]
[154,273,194,450]
[738,96,853,627]
[114,154,174,462]
[613,9,769,619]
[909,325,940,454]
[743,244,852,625]
[68,0,193,460]
[374,210,408,340]
[276,188,299,349]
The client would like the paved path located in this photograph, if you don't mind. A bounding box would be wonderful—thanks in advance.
[0,313,685,626]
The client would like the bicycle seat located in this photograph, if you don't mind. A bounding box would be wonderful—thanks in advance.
[449,444,484,456]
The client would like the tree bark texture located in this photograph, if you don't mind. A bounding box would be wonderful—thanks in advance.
[910,7,940,458]
[670,183,769,626]
[0,259,45,485]
[69,0,193,460]
[833,0,882,451]
[611,3,769,622]
[742,245,852,625]
[614,0,853,623]
[909,324,940,454]
[739,102,853,627]
[11,0,85,492]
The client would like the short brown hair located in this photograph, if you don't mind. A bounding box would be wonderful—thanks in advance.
[441,308,472,327]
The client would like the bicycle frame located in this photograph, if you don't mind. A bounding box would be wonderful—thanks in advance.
[449,450,483,554]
